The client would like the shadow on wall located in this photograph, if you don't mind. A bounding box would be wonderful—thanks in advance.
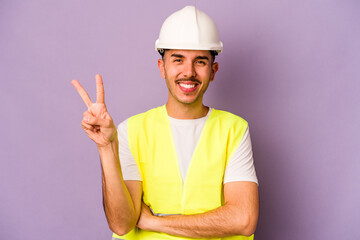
[211,42,302,238]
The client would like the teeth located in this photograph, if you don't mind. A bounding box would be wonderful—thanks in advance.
[179,83,195,89]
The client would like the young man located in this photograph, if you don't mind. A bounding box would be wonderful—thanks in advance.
[72,6,259,240]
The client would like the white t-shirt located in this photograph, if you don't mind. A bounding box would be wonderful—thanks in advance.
[117,108,258,185]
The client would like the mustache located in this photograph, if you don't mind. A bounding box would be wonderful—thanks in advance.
[175,78,201,84]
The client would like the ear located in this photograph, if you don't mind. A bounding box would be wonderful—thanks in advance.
[209,62,219,82]
[158,59,166,79]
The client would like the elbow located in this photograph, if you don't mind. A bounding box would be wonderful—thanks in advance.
[106,210,138,236]
[109,223,135,236]
[234,214,257,237]
[240,227,256,237]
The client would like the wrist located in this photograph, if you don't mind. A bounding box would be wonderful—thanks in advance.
[144,214,161,232]
[97,137,118,152]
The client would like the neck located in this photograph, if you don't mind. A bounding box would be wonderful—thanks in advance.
[166,99,209,119]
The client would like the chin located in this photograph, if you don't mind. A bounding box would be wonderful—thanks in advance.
[178,98,200,105]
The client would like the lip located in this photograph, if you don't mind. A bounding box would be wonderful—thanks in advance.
[177,81,199,93]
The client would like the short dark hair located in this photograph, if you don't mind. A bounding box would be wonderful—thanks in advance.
[158,49,217,63]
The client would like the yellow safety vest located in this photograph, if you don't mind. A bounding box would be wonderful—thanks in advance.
[113,105,253,240]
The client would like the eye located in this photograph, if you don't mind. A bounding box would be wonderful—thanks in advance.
[173,58,182,63]
[196,60,207,65]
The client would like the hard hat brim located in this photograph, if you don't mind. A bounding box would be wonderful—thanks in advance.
[155,40,223,53]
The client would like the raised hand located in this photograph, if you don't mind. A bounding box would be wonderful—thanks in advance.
[72,74,117,147]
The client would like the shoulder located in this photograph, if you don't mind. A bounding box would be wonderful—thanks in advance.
[126,106,167,134]
[210,109,248,128]
[117,106,163,131]
[128,105,164,122]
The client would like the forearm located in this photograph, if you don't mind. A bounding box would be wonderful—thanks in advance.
[142,204,256,238]
[98,138,138,235]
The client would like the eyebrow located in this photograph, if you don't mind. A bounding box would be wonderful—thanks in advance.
[170,54,209,61]
[170,54,184,58]
[195,56,209,61]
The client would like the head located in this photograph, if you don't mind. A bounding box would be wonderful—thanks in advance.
[155,6,222,107]
[157,49,219,106]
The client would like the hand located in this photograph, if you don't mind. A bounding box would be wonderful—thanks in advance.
[137,202,156,231]
[72,74,117,147]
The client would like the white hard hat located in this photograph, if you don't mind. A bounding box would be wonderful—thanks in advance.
[155,6,223,53]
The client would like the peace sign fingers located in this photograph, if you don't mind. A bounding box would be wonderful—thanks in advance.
[72,74,116,146]
[71,79,93,109]
[95,74,105,104]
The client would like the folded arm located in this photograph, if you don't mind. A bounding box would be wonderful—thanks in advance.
[137,181,259,238]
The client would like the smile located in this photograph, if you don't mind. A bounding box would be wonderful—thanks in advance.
[179,83,196,89]
[177,81,199,92]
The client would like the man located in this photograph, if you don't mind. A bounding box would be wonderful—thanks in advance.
[72,6,259,240]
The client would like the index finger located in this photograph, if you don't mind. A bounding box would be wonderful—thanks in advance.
[71,79,93,108]
[95,74,105,104]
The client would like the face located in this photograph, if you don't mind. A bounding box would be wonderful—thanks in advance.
[158,49,219,106]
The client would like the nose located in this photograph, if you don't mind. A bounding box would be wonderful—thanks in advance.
[182,61,196,78]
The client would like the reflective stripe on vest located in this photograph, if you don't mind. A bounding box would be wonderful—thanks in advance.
[113,105,253,240]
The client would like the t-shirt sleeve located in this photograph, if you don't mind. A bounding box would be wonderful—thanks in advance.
[224,127,258,185]
[117,119,142,181]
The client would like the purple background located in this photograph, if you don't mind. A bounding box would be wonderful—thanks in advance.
[1,1,359,239]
